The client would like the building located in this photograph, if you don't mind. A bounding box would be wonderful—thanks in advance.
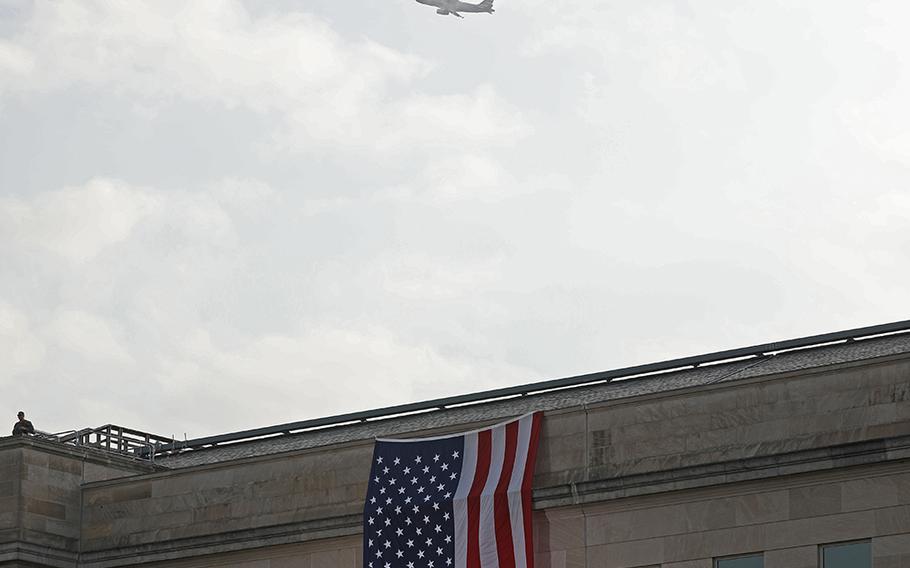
[2,321,910,568]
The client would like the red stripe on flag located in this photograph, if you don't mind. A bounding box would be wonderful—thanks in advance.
[467,429,492,568]
[521,413,542,568]
[494,420,519,568]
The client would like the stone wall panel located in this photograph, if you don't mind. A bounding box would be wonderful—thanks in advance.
[764,545,816,568]
[874,533,910,568]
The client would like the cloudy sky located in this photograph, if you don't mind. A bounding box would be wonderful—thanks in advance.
[1,0,908,438]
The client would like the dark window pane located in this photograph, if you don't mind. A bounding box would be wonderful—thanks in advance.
[716,554,763,568]
[822,541,871,568]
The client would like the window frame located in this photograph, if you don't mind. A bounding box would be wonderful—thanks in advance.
[819,539,872,568]
[713,552,764,568]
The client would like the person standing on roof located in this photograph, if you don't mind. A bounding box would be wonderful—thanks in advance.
[12,411,34,436]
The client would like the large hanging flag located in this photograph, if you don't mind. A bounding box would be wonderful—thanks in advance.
[363,412,543,568]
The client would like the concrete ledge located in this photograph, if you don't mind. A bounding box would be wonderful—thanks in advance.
[536,434,910,509]
[78,513,362,568]
[0,541,77,568]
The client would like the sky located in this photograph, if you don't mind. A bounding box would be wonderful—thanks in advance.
[1,0,909,438]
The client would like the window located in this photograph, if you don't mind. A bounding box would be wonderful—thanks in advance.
[715,553,763,568]
[821,540,871,568]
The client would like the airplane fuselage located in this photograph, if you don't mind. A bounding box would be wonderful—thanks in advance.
[415,0,494,17]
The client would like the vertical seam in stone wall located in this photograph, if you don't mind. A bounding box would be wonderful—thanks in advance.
[78,455,85,567]
[16,448,23,545]
[581,492,590,567]
[583,403,590,483]
[582,403,590,566]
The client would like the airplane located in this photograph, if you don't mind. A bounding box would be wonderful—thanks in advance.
[415,0,494,18]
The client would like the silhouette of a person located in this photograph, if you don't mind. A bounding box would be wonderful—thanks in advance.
[12,411,35,436]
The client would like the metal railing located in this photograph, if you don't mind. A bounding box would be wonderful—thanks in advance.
[44,425,174,462]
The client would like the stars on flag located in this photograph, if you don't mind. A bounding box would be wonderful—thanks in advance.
[364,438,462,568]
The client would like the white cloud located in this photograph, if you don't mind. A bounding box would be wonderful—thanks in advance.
[381,153,547,206]
[3,0,910,439]
[840,96,910,167]
[0,179,159,263]
[210,178,276,210]
[0,300,46,376]
[0,177,279,268]
[47,309,134,365]
[163,324,533,433]
[378,86,532,151]
[420,154,516,203]
[369,251,503,302]
[3,2,421,102]
[522,1,747,94]
[0,39,33,76]
[0,1,528,154]
[0,176,540,435]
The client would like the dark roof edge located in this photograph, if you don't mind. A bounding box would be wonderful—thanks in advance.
[151,319,910,456]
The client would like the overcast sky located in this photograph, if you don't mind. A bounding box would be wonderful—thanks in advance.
[1,0,908,438]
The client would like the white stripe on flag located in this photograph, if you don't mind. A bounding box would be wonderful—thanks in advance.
[479,423,506,568]
[454,431,477,568]
[508,414,533,567]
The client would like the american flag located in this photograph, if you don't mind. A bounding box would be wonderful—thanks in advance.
[363,412,542,568]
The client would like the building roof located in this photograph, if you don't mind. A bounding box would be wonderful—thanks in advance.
[157,330,910,468]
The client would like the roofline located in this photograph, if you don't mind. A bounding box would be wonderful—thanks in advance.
[0,434,164,472]
[151,319,910,456]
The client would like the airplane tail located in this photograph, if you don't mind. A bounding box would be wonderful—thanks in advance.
[479,0,494,12]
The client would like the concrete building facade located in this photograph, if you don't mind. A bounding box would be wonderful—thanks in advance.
[3,324,910,567]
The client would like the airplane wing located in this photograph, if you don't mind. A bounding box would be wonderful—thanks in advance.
[453,0,494,12]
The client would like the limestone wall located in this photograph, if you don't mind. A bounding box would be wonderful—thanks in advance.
[81,442,369,556]
[536,355,910,490]
[139,536,361,568]
[0,447,22,557]
[76,354,910,566]
[129,465,910,568]
[539,463,910,567]
[0,439,156,568]
[104,464,910,568]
